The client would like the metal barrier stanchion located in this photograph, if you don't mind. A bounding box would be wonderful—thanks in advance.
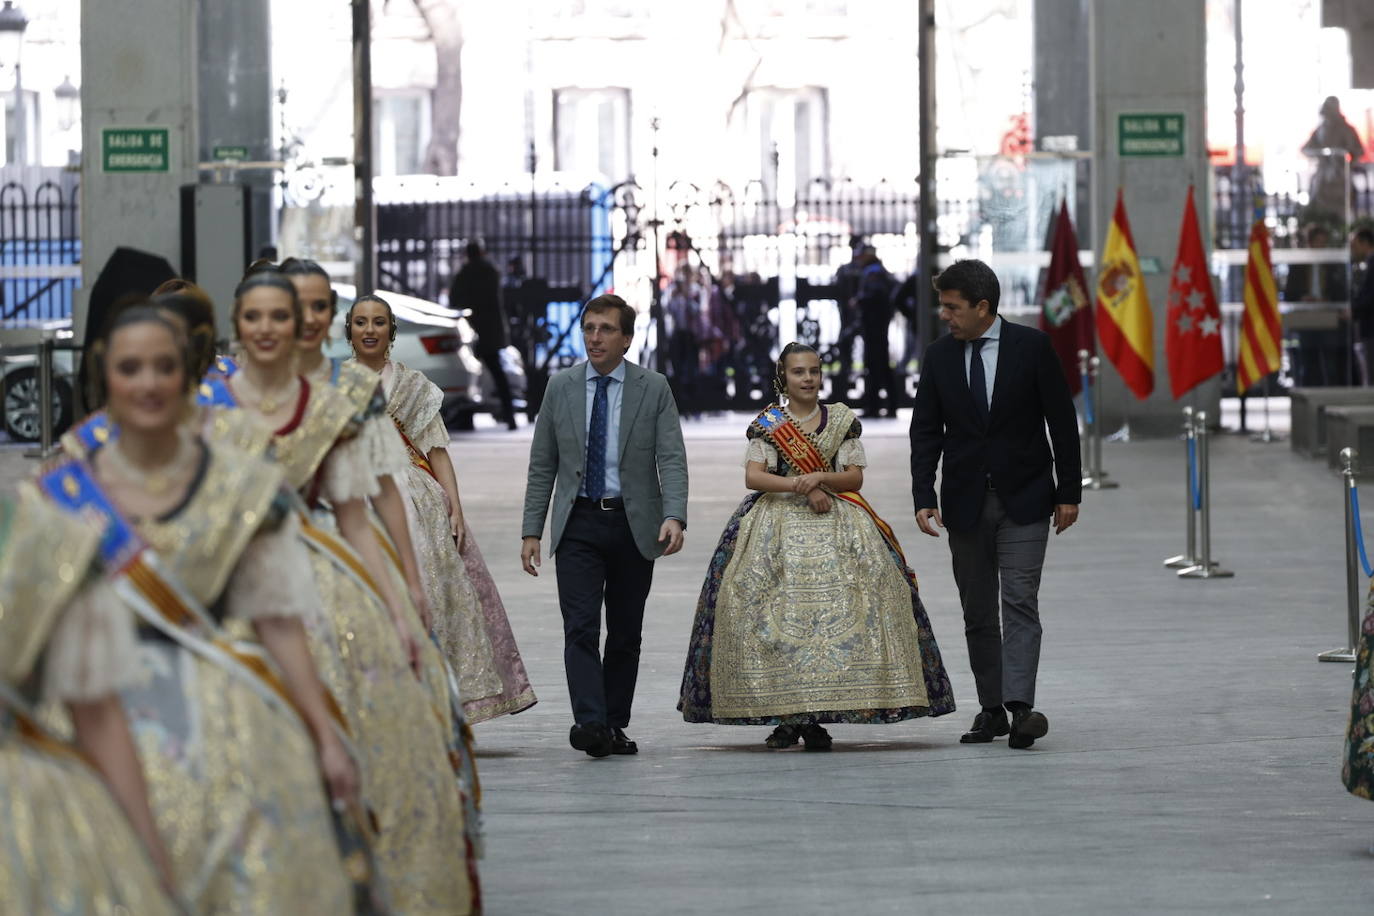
[1087,356,1118,489]
[23,334,56,460]
[1179,409,1233,579]
[1080,354,1117,491]
[1164,406,1198,568]
[1319,447,1363,662]
[1078,350,1094,487]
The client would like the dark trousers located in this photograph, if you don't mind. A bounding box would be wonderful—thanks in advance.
[862,321,897,416]
[555,503,655,728]
[474,342,516,421]
[946,490,1050,708]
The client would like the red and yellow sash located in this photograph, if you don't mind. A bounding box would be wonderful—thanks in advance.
[393,417,438,482]
[754,406,916,583]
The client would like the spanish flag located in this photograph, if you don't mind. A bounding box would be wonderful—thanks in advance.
[1236,220,1281,393]
[1094,188,1155,399]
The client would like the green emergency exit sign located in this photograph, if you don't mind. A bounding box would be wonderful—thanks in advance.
[101,127,170,172]
[1118,113,1185,157]
[213,145,249,161]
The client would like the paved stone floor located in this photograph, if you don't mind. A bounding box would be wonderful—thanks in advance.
[5,407,1371,914]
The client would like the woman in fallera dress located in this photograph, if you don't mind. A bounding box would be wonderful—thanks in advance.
[1342,582,1374,852]
[199,268,479,914]
[279,258,486,841]
[347,293,537,722]
[0,483,180,915]
[678,342,955,749]
[37,306,372,913]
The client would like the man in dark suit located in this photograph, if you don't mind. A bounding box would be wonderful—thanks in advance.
[521,294,689,758]
[450,239,518,429]
[909,259,1080,749]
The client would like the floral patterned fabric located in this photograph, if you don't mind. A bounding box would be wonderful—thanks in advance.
[1343,583,1374,798]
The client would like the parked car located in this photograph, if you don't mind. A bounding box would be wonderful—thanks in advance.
[326,284,526,429]
[0,327,76,443]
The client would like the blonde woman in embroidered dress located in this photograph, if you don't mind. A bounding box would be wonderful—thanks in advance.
[211,269,478,914]
[42,306,368,913]
[281,259,487,844]
[0,484,181,915]
[678,342,956,749]
[347,293,538,722]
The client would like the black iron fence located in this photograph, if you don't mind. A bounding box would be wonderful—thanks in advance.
[0,177,80,323]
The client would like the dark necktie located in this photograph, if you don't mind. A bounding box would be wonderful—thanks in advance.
[585,375,612,500]
[969,338,989,425]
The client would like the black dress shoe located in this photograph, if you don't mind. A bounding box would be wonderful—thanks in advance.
[1008,708,1049,749]
[959,708,1011,744]
[569,723,612,758]
[610,727,638,755]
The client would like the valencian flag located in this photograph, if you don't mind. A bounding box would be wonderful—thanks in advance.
[1038,200,1094,395]
[1095,188,1154,399]
[1164,185,1224,399]
[1236,220,1281,393]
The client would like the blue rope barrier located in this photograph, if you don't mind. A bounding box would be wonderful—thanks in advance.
[1187,437,1201,511]
[1081,372,1094,426]
[1351,484,1374,578]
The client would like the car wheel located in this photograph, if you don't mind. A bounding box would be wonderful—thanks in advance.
[3,366,73,443]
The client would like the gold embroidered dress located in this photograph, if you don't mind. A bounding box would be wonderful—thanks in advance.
[679,404,955,724]
[208,370,477,915]
[379,359,537,721]
[0,484,178,916]
[36,442,359,914]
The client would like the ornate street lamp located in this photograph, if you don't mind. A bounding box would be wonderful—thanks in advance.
[54,74,77,131]
[0,1,28,164]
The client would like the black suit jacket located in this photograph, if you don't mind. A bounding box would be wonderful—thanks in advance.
[909,319,1081,533]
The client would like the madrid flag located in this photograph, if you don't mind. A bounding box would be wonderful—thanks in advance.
[1164,186,1224,399]
[1095,189,1154,399]
[1038,200,1094,395]
[1236,220,1282,393]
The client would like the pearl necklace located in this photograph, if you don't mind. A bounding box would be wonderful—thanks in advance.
[102,428,196,496]
[785,402,820,425]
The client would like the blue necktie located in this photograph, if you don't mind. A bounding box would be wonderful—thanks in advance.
[969,338,989,425]
[585,375,611,500]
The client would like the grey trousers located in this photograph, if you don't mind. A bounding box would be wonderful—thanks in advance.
[947,490,1050,709]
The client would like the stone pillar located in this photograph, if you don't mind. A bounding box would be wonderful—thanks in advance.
[1091,0,1215,436]
[197,0,274,259]
[77,0,198,337]
[1033,0,1093,238]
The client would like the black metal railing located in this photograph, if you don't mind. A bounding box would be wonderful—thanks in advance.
[0,178,80,323]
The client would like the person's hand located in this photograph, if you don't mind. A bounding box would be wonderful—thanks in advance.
[521,536,542,576]
[407,581,433,633]
[658,519,685,556]
[792,472,826,495]
[807,489,832,514]
[318,733,360,809]
[450,510,467,553]
[1053,503,1079,535]
[916,507,944,538]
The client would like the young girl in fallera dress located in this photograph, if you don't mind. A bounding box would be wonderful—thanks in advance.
[678,342,955,749]
[347,292,537,722]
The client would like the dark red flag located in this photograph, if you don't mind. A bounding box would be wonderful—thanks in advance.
[1037,200,1094,395]
[1165,185,1224,399]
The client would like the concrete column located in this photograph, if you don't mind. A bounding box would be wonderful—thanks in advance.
[1091,0,1215,436]
[1033,0,1093,239]
[77,0,198,337]
[198,0,273,258]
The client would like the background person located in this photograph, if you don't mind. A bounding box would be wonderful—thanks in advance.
[451,240,518,429]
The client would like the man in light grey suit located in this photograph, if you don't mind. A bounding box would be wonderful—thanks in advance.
[521,294,689,758]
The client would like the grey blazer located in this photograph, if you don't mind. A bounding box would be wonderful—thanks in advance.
[521,359,689,560]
